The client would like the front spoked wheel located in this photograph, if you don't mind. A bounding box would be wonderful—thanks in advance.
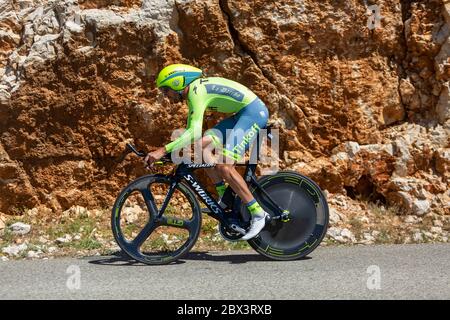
[245,171,329,261]
[111,175,201,265]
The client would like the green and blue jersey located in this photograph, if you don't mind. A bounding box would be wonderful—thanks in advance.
[164,77,259,153]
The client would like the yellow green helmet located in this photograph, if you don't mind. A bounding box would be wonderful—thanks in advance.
[156,64,203,91]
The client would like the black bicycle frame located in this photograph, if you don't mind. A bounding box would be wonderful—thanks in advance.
[158,162,284,229]
[175,163,228,225]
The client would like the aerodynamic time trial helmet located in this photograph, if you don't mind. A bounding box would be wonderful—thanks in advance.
[156,64,202,92]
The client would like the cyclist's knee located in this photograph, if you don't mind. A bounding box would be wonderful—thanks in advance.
[215,163,233,179]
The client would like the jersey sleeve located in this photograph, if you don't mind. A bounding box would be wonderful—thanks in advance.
[164,91,207,153]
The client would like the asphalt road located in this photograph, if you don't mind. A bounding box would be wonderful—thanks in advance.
[0,243,449,299]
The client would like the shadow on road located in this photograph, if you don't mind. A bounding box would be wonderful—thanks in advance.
[87,251,311,267]
[86,251,184,266]
[182,251,301,264]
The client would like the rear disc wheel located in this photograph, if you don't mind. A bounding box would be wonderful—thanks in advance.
[244,171,329,260]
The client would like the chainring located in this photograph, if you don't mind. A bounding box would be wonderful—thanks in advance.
[218,223,245,242]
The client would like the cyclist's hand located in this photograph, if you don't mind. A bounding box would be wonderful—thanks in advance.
[144,147,166,168]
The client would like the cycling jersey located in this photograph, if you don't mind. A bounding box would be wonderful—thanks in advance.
[164,77,268,160]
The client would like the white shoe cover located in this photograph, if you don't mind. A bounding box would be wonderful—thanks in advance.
[241,212,268,240]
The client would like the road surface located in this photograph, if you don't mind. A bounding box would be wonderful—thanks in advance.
[0,243,449,299]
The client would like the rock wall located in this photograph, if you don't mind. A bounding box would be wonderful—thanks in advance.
[0,0,448,218]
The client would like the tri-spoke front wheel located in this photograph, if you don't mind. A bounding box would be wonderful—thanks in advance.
[111,175,201,265]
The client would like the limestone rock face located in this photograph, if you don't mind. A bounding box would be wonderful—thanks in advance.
[0,0,448,217]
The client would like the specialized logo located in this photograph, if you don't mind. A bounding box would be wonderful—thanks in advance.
[205,84,244,102]
[184,174,221,214]
[187,163,215,169]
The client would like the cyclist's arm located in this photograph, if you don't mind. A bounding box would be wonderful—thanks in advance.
[164,102,206,153]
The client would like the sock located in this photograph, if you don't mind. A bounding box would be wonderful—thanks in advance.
[215,181,227,198]
[246,199,264,216]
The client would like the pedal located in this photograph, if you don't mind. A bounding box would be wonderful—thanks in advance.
[230,224,247,235]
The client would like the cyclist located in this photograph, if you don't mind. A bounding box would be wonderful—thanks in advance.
[144,64,269,240]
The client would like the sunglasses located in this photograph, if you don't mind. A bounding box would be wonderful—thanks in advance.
[160,87,171,94]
